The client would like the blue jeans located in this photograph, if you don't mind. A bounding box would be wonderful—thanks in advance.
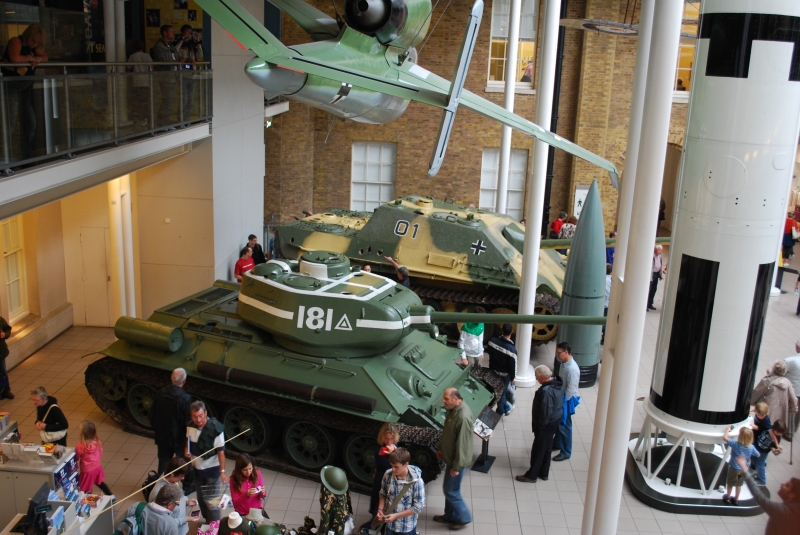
[753,450,768,483]
[443,468,471,524]
[496,374,511,415]
[553,412,573,458]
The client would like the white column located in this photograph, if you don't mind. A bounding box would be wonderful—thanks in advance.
[514,0,560,388]
[107,179,126,323]
[103,0,116,63]
[590,2,683,534]
[120,175,136,317]
[115,0,126,63]
[582,0,654,532]
[115,0,129,122]
[495,0,522,215]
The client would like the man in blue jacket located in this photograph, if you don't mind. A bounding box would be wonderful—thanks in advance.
[516,365,563,483]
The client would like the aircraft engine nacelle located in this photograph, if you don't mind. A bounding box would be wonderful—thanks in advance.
[343,0,431,49]
[246,58,308,100]
[246,57,409,124]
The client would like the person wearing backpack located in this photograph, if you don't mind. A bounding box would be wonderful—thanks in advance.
[122,485,182,535]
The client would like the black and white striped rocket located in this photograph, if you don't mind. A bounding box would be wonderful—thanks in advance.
[648,0,800,427]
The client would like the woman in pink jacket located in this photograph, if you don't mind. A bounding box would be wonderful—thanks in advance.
[229,453,268,517]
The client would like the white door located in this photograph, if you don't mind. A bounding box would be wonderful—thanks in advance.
[80,227,112,326]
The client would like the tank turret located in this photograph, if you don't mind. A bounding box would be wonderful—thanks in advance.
[275,195,566,343]
[238,251,435,357]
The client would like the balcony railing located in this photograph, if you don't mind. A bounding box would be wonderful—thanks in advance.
[0,62,212,172]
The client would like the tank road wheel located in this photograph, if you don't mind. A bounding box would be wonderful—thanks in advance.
[223,406,271,454]
[87,366,127,401]
[406,444,440,483]
[490,307,517,338]
[343,435,376,485]
[532,294,561,344]
[283,420,338,470]
[127,383,158,428]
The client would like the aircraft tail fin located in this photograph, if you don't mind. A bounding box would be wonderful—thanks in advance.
[427,0,483,176]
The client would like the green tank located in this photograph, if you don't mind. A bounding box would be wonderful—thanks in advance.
[275,195,565,343]
[85,251,499,489]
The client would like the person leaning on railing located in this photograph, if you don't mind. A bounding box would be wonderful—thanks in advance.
[1,24,48,160]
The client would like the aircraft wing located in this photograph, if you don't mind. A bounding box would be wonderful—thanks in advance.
[459,90,619,188]
[265,0,339,41]
[195,0,619,186]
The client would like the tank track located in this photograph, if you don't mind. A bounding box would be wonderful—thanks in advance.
[417,287,562,346]
[86,357,500,492]
[412,285,521,307]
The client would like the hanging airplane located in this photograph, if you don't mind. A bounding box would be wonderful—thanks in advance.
[195,0,620,183]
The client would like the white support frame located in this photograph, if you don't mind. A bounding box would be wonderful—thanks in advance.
[633,414,730,496]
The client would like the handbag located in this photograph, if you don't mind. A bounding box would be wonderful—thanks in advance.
[793,225,800,240]
[369,481,413,532]
[750,377,782,406]
[39,404,68,443]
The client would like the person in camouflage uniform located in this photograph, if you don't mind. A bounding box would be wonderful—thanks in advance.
[318,466,353,535]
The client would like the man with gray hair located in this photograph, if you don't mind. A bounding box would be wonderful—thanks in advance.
[127,484,181,535]
[516,366,563,483]
[151,368,193,484]
[385,256,412,289]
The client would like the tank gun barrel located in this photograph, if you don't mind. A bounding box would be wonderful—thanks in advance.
[428,312,606,325]
[539,236,670,250]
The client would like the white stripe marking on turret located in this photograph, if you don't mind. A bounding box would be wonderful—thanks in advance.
[356,319,404,329]
[355,315,431,330]
[238,293,294,320]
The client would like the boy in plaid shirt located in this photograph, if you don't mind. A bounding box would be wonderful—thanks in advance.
[377,448,425,535]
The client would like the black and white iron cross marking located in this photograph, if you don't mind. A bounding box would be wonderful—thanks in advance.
[470,239,487,255]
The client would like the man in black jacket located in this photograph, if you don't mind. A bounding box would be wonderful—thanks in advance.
[487,324,517,415]
[516,365,563,483]
[0,315,12,399]
[151,368,193,484]
[247,234,266,265]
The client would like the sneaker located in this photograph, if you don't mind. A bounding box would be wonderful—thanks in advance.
[433,515,449,523]
[515,475,537,483]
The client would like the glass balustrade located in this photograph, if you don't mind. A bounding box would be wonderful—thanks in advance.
[0,64,212,171]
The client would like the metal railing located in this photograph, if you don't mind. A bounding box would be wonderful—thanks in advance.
[0,61,212,172]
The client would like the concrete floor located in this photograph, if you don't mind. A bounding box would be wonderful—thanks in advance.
[1,276,799,534]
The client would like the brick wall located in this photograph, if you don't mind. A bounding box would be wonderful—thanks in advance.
[264,0,689,230]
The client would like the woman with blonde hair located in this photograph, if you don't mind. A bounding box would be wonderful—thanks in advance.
[361,423,402,532]
[1,24,48,160]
